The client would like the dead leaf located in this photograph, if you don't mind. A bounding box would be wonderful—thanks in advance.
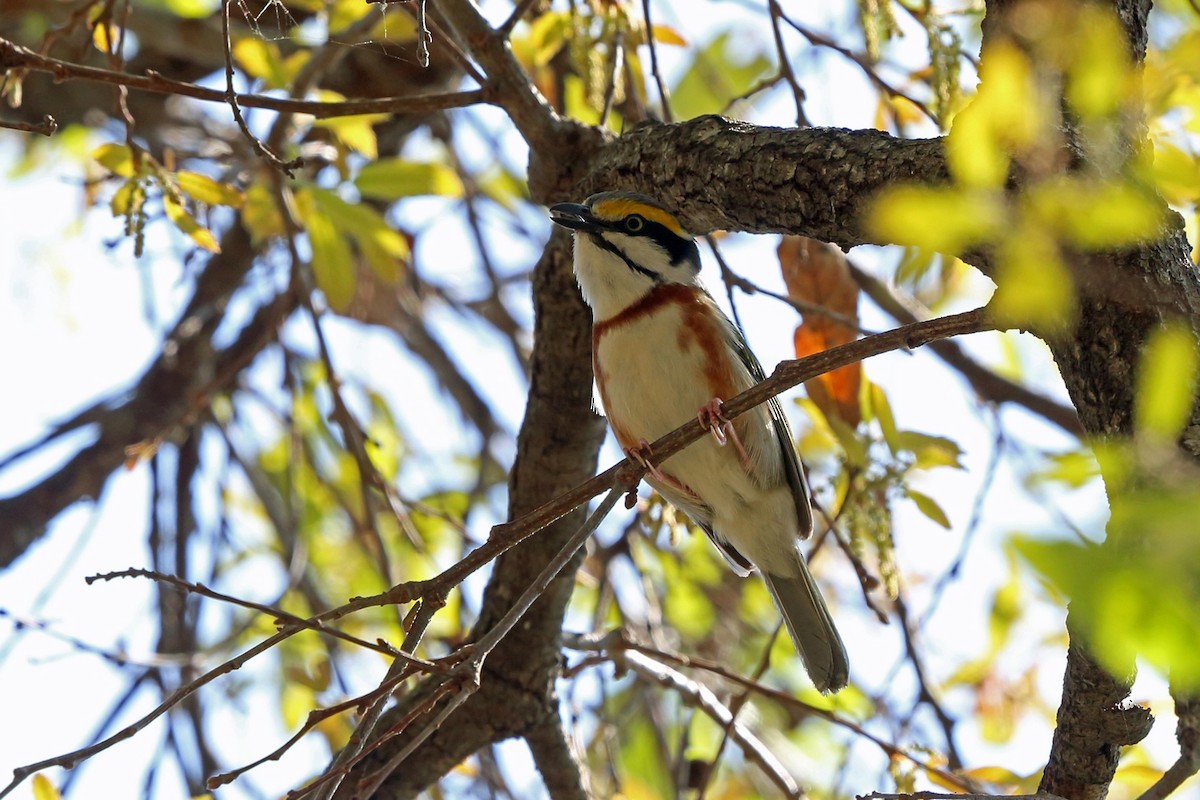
[779,236,862,427]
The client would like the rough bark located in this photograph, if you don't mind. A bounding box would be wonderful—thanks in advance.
[336,232,606,798]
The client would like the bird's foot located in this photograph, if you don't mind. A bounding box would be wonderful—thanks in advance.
[625,439,668,483]
[697,398,751,465]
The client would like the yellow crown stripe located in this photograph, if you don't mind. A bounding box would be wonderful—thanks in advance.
[589,198,688,238]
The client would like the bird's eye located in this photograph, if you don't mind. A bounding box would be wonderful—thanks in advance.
[624,215,645,233]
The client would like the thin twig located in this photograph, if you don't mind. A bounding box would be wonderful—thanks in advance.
[221,0,298,174]
[639,0,673,121]
[499,0,543,35]
[0,36,487,118]
[694,625,783,798]
[766,0,809,126]
[615,647,803,798]
[566,631,980,793]
[85,568,424,664]
[0,114,57,136]
[895,595,962,769]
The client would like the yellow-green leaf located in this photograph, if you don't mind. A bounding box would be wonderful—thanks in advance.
[1066,5,1132,119]
[296,188,357,310]
[649,24,687,47]
[92,143,137,177]
[242,182,284,243]
[307,187,409,282]
[1135,322,1200,443]
[868,185,1005,254]
[896,430,964,470]
[906,488,951,528]
[232,38,288,88]
[175,171,245,208]
[866,381,900,454]
[314,113,387,160]
[164,195,221,252]
[990,224,1075,332]
[355,159,464,200]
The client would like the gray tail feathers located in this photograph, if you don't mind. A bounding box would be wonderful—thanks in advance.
[762,557,849,693]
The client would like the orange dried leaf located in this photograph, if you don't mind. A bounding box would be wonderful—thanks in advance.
[780,236,862,426]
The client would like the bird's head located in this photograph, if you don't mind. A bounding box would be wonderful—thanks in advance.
[550,192,701,320]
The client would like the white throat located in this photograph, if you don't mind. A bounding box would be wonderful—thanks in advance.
[572,231,702,321]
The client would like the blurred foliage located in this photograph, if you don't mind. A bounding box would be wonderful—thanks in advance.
[3,0,1200,797]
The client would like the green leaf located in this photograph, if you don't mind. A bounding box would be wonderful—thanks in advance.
[175,170,244,208]
[866,381,900,454]
[906,488,951,528]
[1135,322,1200,443]
[1028,449,1101,489]
[296,188,356,311]
[896,430,963,470]
[668,30,772,120]
[355,159,464,201]
[307,187,409,282]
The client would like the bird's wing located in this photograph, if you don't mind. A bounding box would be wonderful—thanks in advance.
[720,310,815,539]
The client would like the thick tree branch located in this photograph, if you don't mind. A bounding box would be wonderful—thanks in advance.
[0,225,284,568]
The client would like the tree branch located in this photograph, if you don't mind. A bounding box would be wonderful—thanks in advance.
[0,35,487,118]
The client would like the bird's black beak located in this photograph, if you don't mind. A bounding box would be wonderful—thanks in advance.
[549,202,597,232]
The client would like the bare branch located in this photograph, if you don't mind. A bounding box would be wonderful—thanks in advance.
[0,35,488,119]
[0,113,56,135]
[615,647,803,798]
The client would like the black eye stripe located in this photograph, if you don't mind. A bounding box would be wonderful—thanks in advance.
[591,215,700,274]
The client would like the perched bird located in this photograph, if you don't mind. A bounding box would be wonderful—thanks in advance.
[550,191,849,693]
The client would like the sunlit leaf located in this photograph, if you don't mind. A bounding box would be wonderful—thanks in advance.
[906,488,951,528]
[868,185,1006,254]
[162,0,219,18]
[307,187,409,282]
[295,188,356,310]
[1150,141,1200,206]
[1028,449,1101,489]
[164,195,221,252]
[91,22,118,53]
[1066,5,1133,119]
[866,382,900,454]
[32,774,61,800]
[895,430,963,470]
[232,38,287,87]
[242,182,284,243]
[990,223,1075,332]
[355,159,464,200]
[175,171,245,208]
[92,142,137,177]
[1134,322,1200,443]
[648,24,687,47]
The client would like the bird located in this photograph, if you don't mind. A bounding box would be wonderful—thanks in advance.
[549,191,849,693]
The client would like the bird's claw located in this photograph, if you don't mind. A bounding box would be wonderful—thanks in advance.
[626,439,668,483]
[697,398,751,465]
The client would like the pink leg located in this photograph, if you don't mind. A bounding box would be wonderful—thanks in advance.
[625,439,668,483]
[697,398,751,465]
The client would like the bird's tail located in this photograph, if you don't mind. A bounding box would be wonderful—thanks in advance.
[762,554,849,693]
